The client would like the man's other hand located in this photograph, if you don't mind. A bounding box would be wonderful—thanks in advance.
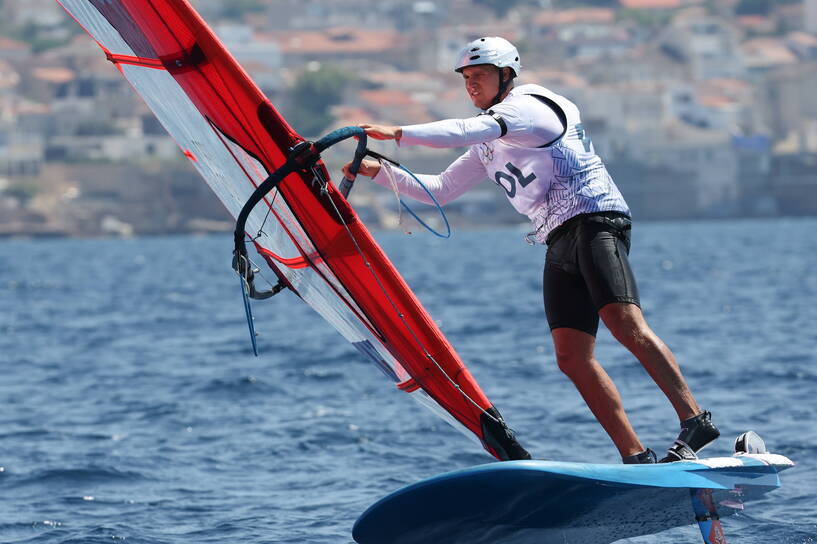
[342,158,381,179]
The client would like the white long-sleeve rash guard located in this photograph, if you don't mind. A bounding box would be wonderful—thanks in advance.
[370,89,565,206]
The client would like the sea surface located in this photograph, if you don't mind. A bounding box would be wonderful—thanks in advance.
[1,218,816,544]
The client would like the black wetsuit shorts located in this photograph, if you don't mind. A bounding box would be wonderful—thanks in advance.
[543,212,640,337]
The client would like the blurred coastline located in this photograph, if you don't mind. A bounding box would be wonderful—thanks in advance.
[1,0,817,238]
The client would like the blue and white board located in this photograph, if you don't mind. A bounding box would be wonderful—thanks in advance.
[352,453,793,544]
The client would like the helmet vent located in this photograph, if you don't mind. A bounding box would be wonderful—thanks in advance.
[454,37,521,77]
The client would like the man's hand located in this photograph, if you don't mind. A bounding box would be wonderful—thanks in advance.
[360,124,402,141]
[342,158,381,180]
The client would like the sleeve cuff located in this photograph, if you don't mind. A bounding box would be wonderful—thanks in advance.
[371,165,392,187]
[397,125,422,147]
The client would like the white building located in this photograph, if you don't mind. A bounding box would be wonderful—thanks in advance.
[0,128,44,176]
[807,0,817,35]
[660,12,745,80]
[2,0,65,27]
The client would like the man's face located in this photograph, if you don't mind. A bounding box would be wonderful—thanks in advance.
[461,64,501,110]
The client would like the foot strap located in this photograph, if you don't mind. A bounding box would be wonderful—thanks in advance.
[661,440,698,463]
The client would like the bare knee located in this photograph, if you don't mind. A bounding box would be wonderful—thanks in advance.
[555,349,592,381]
[551,327,596,381]
[615,322,653,351]
[600,304,654,350]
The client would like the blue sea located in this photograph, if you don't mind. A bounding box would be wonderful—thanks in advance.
[1,218,816,543]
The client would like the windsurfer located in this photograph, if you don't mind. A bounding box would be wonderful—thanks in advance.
[343,37,719,463]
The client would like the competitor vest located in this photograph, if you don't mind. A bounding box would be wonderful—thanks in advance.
[474,84,630,243]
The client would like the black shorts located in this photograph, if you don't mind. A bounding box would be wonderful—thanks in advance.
[543,212,640,336]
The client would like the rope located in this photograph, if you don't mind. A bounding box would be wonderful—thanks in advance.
[381,161,451,239]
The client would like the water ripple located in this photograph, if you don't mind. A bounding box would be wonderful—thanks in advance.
[1,223,814,543]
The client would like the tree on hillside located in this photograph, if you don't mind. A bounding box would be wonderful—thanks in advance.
[735,0,801,14]
[220,0,265,19]
[285,64,351,137]
[474,0,524,17]
[553,0,617,7]
[736,0,772,15]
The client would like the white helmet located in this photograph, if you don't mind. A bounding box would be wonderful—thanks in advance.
[454,37,521,77]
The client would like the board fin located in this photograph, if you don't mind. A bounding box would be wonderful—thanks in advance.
[691,488,728,544]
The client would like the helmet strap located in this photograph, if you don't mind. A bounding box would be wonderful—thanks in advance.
[489,67,511,108]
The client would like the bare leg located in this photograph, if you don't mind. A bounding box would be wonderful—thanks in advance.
[551,327,644,458]
[599,302,700,421]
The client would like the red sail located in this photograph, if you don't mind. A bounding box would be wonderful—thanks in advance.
[59,0,511,459]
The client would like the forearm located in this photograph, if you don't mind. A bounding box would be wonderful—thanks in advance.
[400,116,501,148]
[371,149,486,205]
